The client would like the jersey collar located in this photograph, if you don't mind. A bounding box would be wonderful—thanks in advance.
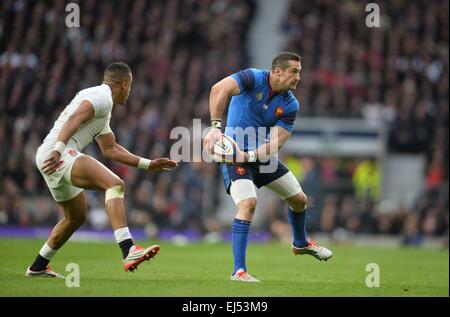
[267,73,275,99]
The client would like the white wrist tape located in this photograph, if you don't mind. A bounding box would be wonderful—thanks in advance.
[211,119,222,129]
[53,141,66,155]
[138,158,151,170]
[247,150,257,162]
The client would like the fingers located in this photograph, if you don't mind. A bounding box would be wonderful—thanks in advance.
[205,138,216,154]
[42,157,61,174]
[42,162,58,174]
[163,161,178,170]
[150,159,179,172]
[161,158,178,167]
[203,129,222,154]
[167,160,178,167]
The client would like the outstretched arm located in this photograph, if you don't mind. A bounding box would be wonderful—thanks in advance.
[96,132,178,171]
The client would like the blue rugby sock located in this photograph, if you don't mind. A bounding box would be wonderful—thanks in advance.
[232,218,251,274]
[288,208,308,248]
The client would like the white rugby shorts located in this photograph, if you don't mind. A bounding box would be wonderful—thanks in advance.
[35,144,84,202]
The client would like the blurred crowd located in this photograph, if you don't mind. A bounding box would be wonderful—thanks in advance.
[263,155,448,246]
[0,0,255,232]
[0,0,448,245]
[281,0,448,244]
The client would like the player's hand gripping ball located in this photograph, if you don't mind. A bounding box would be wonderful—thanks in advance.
[211,134,239,163]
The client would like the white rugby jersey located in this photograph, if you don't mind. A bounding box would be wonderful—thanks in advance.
[41,84,113,152]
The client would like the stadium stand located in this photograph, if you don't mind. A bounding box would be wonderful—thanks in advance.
[0,0,447,246]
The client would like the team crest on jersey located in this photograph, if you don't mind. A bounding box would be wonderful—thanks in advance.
[275,106,284,117]
[236,165,247,176]
[256,92,263,101]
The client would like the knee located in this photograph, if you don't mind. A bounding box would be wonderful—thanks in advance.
[289,193,308,212]
[105,178,125,202]
[110,177,125,190]
[238,198,257,214]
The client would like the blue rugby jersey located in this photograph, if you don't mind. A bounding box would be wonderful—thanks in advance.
[224,68,300,151]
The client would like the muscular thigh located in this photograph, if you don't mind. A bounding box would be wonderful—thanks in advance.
[58,191,88,221]
[70,154,122,191]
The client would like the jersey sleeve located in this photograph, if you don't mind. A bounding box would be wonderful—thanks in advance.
[230,68,265,93]
[83,90,112,118]
[275,100,299,133]
[98,114,112,136]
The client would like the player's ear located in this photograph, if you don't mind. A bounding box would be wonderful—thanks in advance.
[274,67,282,77]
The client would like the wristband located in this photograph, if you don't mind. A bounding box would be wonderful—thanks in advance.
[247,150,257,162]
[138,158,151,170]
[211,119,221,129]
[53,141,66,155]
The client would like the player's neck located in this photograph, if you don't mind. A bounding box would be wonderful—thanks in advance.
[268,74,286,95]
[103,81,120,105]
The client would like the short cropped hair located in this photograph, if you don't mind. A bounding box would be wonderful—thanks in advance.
[271,52,301,71]
[104,62,132,83]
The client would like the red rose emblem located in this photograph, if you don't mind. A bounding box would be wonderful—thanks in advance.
[68,149,77,157]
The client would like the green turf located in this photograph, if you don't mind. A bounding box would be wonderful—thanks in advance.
[0,238,448,296]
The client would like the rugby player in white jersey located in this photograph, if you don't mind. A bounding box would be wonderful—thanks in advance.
[25,62,177,278]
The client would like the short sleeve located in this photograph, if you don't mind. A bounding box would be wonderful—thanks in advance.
[230,68,265,93]
[98,114,112,136]
[275,100,299,133]
[83,88,112,118]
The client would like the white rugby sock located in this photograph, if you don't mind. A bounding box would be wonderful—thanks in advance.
[114,227,132,243]
[39,242,57,260]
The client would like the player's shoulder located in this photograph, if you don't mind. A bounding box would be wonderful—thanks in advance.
[80,84,113,105]
[81,83,111,96]
[245,68,269,89]
[283,90,300,109]
[235,68,268,81]
[248,68,269,82]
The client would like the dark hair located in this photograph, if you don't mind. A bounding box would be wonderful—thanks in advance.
[104,62,132,83]
[271,52,301,71]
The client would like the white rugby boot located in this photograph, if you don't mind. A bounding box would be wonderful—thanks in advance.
[230,268,261,282]
[292,239,333,261]
[123,244,160,272]
[25,266,65,279]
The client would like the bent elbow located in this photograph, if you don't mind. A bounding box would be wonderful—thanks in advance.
[210,83,222,96]
[103,149,115,160]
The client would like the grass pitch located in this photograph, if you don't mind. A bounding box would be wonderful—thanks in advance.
[0,238,447,296]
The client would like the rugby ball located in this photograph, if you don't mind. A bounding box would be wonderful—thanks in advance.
[212,134,238,163]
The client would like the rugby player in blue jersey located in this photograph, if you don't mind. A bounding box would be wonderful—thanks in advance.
[204,52,332,282]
